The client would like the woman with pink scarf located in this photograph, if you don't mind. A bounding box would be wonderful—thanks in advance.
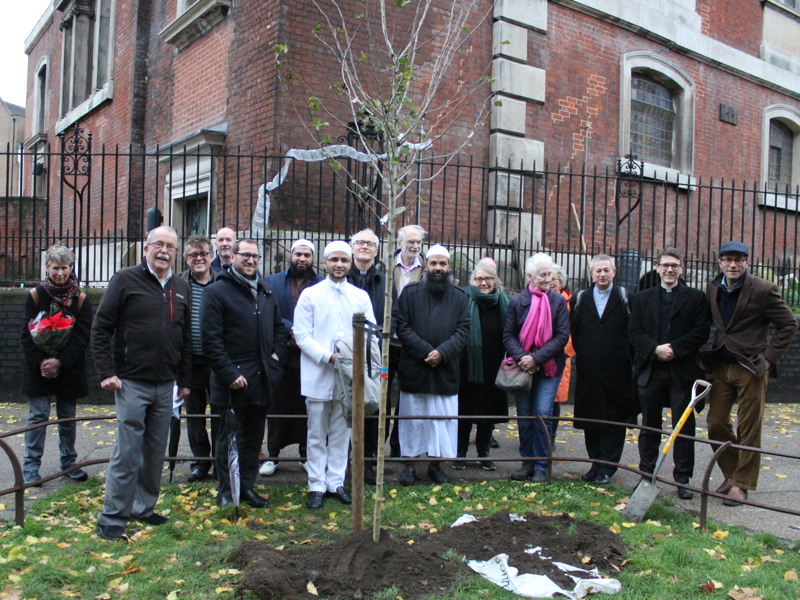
[502,253,570,483]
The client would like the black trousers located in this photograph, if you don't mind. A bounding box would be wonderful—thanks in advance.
[457,419,493,457]
[638,367,694,482]
[215,404,268,501]
[583,426,627,477]
[186,362,220,471]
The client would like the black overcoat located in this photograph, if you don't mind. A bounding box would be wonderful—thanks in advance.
[394,280,470,395]
[201,270,288,407]
[628,282,710,388]
[569,285,638,429]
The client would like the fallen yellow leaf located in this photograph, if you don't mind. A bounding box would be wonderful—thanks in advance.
[306,581,319,596]
[712,529,729,539]
[785,570,798,581]
[609,523,621,534]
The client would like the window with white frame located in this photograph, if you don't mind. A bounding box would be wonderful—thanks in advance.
[34,60,48,135]
[158,129,226,236]
[58,0,115,116]
[620,52,695,182]
[769,120,794,191]
[761,105,800,209]
[630,74,676,167]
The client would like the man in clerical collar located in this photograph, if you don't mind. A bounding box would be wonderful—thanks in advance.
[629,248,710,500]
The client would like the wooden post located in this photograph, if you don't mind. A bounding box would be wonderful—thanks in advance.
[351,312,366,532]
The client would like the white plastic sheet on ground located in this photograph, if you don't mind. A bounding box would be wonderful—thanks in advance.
[451,514,621,599]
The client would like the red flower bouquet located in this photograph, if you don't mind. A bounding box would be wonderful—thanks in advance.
[28,310,76,355]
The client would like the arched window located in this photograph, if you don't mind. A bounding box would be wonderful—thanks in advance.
[620,52,695,182]
[761,105,800,209]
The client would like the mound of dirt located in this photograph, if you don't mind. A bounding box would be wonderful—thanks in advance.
[228,511,626,599]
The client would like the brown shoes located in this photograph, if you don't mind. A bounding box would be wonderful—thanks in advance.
[715,479,732,495]
[722,486,748,507]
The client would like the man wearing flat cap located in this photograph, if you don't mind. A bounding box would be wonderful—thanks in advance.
[293,241,375,509]
[394,244,470,485]
[262,239,323,476]
[700,241,797,507]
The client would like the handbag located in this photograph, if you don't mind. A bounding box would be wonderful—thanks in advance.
[494,357,533,393]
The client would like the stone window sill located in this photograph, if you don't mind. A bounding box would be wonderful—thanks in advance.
[160,0,232,50]
[55,80,114,135]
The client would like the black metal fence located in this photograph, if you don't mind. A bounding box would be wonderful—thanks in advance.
[3,128,800,304]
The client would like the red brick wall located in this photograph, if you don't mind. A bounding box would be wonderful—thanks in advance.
[19,0,800,259]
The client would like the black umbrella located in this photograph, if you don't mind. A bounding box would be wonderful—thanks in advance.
[225,407,241,508]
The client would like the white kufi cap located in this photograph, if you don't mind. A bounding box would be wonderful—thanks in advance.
[291,239,316,254]
[425,244,450,260]
[323,240,352,259]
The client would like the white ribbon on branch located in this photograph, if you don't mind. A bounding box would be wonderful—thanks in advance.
[250,141,433,237]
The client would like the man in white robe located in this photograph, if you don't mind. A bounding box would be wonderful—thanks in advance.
[293,241,375,509]
[394,245,470,485]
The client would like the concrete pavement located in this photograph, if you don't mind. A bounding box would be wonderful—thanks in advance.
[1,399,798,541]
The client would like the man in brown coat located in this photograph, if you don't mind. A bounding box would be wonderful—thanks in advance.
[701,241,797,506]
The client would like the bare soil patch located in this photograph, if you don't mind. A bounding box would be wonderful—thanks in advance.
[228,511,626,599]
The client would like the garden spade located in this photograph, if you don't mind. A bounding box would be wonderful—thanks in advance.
[622,379,712,523]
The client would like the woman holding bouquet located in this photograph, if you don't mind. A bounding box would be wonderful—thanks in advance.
[20,245,92,485]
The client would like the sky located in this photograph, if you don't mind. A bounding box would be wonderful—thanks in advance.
[1,1,54,108]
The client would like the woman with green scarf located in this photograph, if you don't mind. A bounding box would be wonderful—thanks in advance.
[452,261,509,471]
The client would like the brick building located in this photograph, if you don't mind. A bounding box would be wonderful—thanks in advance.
[17,0,800,281]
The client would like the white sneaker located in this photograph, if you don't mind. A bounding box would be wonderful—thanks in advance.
[259,461,277,476]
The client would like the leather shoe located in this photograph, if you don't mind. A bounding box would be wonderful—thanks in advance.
[530,470,547,483]
[427,462,449,484]
[327,486,352,505]
[96,524,126,540]
[364,466,377,485]
[242,489,270,508]
[134,512,169,525]
[677,487,694,500]
[511,462,534,481]
[489,435,500,448]
[187,467,209,483]
[399,465,416,486]
[593,473,611,485]
[580,468,597,482]
[715,479,732,494]
[307,491,324,509]
[722,486,747,507]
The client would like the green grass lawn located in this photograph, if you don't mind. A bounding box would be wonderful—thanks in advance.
[1,477,798,599]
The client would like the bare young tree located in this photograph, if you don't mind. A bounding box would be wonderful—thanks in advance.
[275,0,496,539]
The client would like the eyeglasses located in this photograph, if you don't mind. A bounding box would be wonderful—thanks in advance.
[658,263,682,271]
[149,241,178,252]
[474,277,495,284]
[353,240,377,247]
[720,256,747,265]
[235,252,261,262]
[186,251,210,260]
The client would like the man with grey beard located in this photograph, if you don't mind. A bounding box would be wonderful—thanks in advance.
[394,244,470,485]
